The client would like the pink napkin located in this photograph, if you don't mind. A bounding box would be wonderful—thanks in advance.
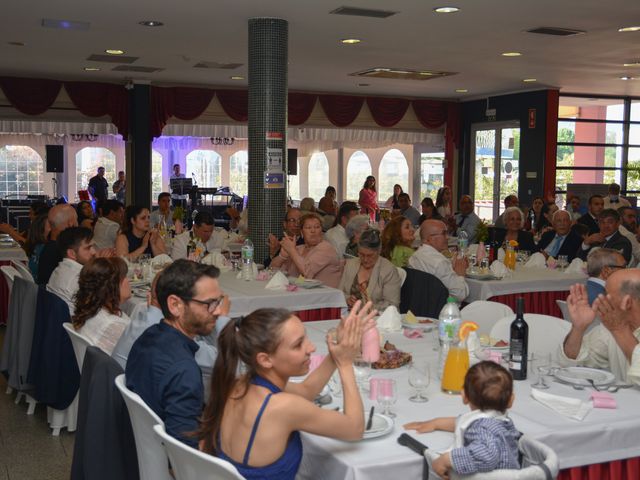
[590,391,617,409]
[286,284,299,292]
[255,271,270,281]
[309,354,326,372]
[485,350,504,364]
[403,328,424,339]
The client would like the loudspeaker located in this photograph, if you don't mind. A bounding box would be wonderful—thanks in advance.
[46,145,64,173]
[287,148,298,175]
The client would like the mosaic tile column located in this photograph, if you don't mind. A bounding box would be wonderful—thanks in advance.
[248,18,288,262]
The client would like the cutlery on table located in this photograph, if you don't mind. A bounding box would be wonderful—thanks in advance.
[607,384,634,393]
[552,379,585,390]
[587,379,601,391]
[366,406,375,431]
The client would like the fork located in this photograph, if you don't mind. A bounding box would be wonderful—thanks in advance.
[553,379,585,390]
[587,379,601,392]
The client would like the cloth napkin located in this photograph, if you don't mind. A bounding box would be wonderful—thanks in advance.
[489,260,509,278]
[524,252,546,268]
[377,305,402,332]
[565,257,586,274]
[151,254,173,266]
[201,252,232,271]
[590,391,617,409]
[265,271,289,290]
[531,388,592,421]
[497,248,505,262]
[403,328,424,339]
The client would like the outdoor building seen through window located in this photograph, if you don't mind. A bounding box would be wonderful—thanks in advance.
[0,145,44,197]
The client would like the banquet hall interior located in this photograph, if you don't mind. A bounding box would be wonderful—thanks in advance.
[1,0,640,479]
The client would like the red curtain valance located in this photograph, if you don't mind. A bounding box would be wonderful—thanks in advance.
[318,94,365,127]
[288,93,317,125]
[366,97,411,128]
[0,77,62,115]
[216,89,248,123]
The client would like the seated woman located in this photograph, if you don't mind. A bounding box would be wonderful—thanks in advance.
[343,214,371,258]
[24,214,50,279]
[317,186,338,216]
[198,303,376,479]
[525,196,550,234]
[381,216,416,267]
[76,201,96,230]
[72,257,131,355]
[384,184,403,210]
[270,214,343,288]
[339,229,401,311]
[299,197,316,214]
[115,205,166,260]
[494,206,536,253]
[418,197,443,225]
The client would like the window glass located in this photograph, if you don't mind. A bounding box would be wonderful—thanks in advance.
[151,150,163,204]
[378,149,409,202]
[627,148,640,192]
[0,146,44,197]
[308,153,329,200]
[558,97,624,121]
[346,151,371,200]
[288,160,300,200]
[556,169,621,192]
[557,121,624,145]
[76,147,116,195]
[420,152,444,202]
[556,144,623,169]
[230,150,248,196]
[186,150,221,187]
[630,100,640,122]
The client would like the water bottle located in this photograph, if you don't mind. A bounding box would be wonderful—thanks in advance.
[457,230,468,258]
[241,238,254,281]
[437,297,462,378]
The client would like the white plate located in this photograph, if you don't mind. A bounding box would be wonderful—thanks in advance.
[554,367,615,387]
[401,316,437,332]
[363,413,394,440]
[290,278,323,289]
[465,272,499,281]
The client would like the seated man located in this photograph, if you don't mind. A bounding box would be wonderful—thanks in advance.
[171,211,225,261]
[112,271,230,376]
[265,207,304,267]
[617,206,640,267]
[408,219,469,302]
[93,200,124,250]
[396,193,421,227]
[47,227,96,314]
[578,209,632,264]
[560,269,640,386]
[149,192,174,229]
[125,260,226,447]
[493,195,518,229]
[325,202,359,257]
[577,194,604,235]
[454,195,481,243]
[537,210,582,261]
[603,182,631,210]
[585,248,626,305]
[38,204,78,284]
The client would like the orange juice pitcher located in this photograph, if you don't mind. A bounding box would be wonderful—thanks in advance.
[504,245,517,270]
[441,339,470,394]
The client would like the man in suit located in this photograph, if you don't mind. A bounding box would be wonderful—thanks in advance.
[578,208,632,263]
[585,248,626,305]
[577,194,604,235]
[537,210,582,261]
[454,195,481,243]
[617,206,640,266]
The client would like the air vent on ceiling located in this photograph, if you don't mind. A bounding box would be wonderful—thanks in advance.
[193,61,243,69]
[526,27,585,37]
[112,65,163,73]
[42,18,90,30]
[329,6,397,18]
[350,68,456,81]
[87,54,138,64]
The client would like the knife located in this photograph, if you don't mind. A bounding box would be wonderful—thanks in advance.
[366,406,375,431]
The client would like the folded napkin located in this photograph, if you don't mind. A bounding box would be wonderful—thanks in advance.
[524,252,546,269]
[151,254,173,266]
[531,388,592,421]
[489,260,509,278]
[377,305,402,332]
[265,271,289,290]
[565,257,586,274]
[403,328,424,339]
[546,256,557,269]
[201,251,232,271]
[497,248,505,262]
[590,391,617,409]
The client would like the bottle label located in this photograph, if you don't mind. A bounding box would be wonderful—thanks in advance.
[510,338,525,371]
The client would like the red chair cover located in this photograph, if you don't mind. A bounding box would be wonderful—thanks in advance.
[295,307,342,322]
[488,291,567,317]
[560,457,640,480]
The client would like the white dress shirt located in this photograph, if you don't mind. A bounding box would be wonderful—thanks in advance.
[149,209,174,229]
[558,324,640,386]
[407,243,469,301]
[170,229,228,260]
[93,217,120,250]
[47,258,83,315]
[79,309,130,356]
[325,224,349,257]
[603,196,631,210]
[618,225,640,267]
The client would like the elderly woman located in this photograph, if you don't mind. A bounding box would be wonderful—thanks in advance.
[495,206,536,253]
[344,214,371,258]
[340,228,401,311]
[381,216,416,267]
[270,213,343,288]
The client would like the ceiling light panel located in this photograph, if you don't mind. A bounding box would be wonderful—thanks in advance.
[41,18,90,30]
[329,6,397,18]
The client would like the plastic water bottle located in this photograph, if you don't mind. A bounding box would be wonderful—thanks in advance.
[457,230,469,258]
[241,238,254,281]
[437,297,462,378]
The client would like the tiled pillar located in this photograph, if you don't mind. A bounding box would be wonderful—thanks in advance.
[248,18,288,261]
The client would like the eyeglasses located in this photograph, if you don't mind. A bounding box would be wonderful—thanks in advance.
[286,218,300,225]
[607,264,626,270]
[183,296,224,312]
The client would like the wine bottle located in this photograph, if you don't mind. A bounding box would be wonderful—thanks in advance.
[509,297,528,380]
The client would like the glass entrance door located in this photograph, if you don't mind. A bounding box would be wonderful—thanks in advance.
[472,123,520,221]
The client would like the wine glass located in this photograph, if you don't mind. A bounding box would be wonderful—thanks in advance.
[408,361,430,403]
[353,357,371,394]
[531,352,551,389]
[557,255,569,271]
[377,379,397,418]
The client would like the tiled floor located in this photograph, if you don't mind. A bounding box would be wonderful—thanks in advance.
[0,326,73,480]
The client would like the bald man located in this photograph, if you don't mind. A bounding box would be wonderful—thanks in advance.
[561,268,640,385]
[37,204,78,284]
[407,219,469,301]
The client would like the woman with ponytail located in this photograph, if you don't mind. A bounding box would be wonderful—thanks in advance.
[199,301,376,479]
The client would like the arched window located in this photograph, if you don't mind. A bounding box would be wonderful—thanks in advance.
[378,149,409,202]
[186,150,221,187]
[0,146,44,197]
[229,150,248,196]
[152,149,163,204]
[308,153,329,200]
[346,151,372,200]
[288,160,300,200]
[75,147,116,195]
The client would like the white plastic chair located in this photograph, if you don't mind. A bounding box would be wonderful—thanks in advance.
[62,322,92,370]
[0,265,19,296]
[461,301,515,335]
[396,267,407,286]
[490,314,571,358]
[115,374,172,480]
[11,260,34,283]
[153,424,244,480]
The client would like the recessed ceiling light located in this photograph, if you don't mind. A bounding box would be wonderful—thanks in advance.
[230,76,244,80]
[623,62,640,67]
[455,89,468,93]
[138,20,164,27]
[502,52,522,57]
[341,38,362,44]
[8,41,25,47]
[618,26,640,32]
[84,67,101,71]
[434,7,460,13]
[105,49,125,55]
[523,78,537,82]
[620,76,636,80]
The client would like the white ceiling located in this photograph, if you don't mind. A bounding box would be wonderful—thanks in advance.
[1,0,639,100]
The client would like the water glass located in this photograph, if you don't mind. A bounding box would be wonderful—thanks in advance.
[530,352,551,389]
[376,379,397,418]
[557,255,569,271]
[353,357,372,393]
[408,361,431,402]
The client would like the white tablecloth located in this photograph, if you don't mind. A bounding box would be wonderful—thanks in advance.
[296,320,640,479]
[122,270,347,320]
[466,267,587,303]
[0,246,28,263]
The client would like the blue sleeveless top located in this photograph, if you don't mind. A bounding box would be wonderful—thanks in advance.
[217,376,303,480]
[125,231,153,256]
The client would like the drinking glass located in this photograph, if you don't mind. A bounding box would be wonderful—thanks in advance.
[557,255,569,271]
[376,379,397,418]
[408,361,430,402]
[531,352,551,389]
[431,320,440,351]
[353,357,372,394]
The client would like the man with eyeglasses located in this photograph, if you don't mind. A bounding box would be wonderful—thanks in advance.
[408,219,469,302]
[265,207,304,267]
[585,248,626,306]
[125,259,230,447]
[578,209,632,264]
